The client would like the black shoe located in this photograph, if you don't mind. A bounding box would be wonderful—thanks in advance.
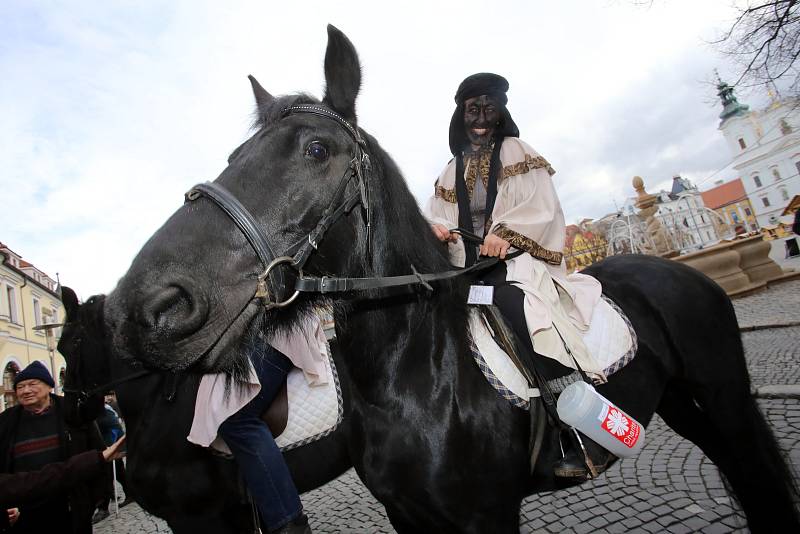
[91,509,110,524]
[553,432,613,479]
[269,513,312,534]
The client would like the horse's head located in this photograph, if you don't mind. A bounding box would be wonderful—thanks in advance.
[103,25,445,375]
[60,286,110,425]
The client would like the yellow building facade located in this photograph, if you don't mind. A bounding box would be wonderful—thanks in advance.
[564,223,608,273]
[0,243,64,412]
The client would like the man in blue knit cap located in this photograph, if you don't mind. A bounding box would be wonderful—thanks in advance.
[0,361,105,533]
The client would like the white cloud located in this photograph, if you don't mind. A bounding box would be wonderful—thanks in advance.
[1,0,754,296]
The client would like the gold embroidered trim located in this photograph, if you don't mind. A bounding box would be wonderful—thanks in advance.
[434,185,457,203]
[502,154,556,179]
[464,145,493,196]
[434,147,554,204]
[493,225,563,265]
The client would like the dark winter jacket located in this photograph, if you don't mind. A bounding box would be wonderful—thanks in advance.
[0,450,105,528]
[0,394,106,534]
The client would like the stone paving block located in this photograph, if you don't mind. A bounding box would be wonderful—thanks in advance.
[560,515,580,527]
[667,523,696,534]
[572,522,596,534]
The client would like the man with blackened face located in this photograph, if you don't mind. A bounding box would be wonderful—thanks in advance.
[424,73,609,480]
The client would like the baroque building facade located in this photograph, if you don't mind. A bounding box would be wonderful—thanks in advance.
[717,79,800,228]
[0,242,64,411]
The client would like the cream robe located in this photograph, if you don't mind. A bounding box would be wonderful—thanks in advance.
[424,138,604,378]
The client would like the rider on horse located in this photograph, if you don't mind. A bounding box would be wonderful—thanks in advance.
[189,317,328,534]
[425,73,610,478]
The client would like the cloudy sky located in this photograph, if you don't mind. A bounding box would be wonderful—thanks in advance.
[1,0,770,297]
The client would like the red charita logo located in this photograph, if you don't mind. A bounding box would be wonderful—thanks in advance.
[602,408,641,448]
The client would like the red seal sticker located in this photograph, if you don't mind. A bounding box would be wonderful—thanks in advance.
[602,408,641,448]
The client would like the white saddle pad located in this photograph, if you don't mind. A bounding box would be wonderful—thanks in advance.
[470,295,637,408]
[275,343,342,450]
[207,342,343,455]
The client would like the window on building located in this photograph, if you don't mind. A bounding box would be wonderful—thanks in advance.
[744,207,752,216]
[781,189,790,201]
[795,160,800,176]
[762,197,771,207]
[772,168,781,181]
[6,287,18,324]
[700,214,706,223]
[33,298,42,327]
[731,211,740,223]
[738,138,746,149]
[753,175,762,188]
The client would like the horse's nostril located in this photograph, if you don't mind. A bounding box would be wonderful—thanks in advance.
[142,283,209,338]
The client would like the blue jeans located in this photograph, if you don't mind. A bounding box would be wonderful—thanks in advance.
[218,345,302,531]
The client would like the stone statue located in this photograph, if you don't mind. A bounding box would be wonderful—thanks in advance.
[632,176,674,256]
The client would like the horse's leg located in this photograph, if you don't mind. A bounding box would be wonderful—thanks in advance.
[658,366,800,532]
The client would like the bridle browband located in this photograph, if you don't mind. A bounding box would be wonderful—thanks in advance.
[184,104,504,309]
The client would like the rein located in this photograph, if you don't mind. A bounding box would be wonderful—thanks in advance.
[184,104,519,309]
[63,369,151,403]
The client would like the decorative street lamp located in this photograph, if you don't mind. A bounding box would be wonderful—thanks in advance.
[32,322,64,394]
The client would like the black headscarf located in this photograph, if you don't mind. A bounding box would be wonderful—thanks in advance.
[449,73,520,265]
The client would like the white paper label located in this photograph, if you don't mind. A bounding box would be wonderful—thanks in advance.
[467,285,494,305]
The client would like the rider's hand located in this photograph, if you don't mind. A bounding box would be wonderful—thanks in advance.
[431,224,457,243]
[480,234,510,259]
[102,435,127,462]
[7,508,19,525]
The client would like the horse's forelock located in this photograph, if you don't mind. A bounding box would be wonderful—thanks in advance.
[252,93,318,130]
[227,94,320,164]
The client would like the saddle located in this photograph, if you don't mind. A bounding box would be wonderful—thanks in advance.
[262,383,289,437]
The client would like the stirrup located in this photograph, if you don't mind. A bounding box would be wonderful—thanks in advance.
[554,428,602,479]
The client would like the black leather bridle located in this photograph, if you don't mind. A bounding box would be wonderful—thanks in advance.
[185,104,373,308]
[185,104,502,310]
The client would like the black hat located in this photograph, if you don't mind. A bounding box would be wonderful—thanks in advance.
[449,73,519,155]
[14,361,55,389]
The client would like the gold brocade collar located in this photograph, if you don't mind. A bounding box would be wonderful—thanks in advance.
[463,142,494,199]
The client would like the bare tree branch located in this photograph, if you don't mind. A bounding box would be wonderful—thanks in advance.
[712,0,800,95]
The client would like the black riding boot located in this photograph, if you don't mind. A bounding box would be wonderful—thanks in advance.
[553,428,614,479]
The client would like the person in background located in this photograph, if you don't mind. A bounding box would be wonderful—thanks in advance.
[92,396,131,524]
[0,361,106,533]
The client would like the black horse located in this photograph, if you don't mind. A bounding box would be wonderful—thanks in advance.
[59,287,352,533]
[66,25,798,533]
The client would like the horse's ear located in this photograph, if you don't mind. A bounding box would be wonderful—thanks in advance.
[322,24,361,123]
[61,286,80,321]
[248,74,274,117]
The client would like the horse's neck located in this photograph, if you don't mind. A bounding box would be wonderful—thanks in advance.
[337,285,471,389]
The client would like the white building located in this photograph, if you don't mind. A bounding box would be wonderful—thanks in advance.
[717,80,800,228]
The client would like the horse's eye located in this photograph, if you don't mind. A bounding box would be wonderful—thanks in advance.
[305,141,329,161]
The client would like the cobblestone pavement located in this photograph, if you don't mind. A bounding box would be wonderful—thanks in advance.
[95,280,800,533]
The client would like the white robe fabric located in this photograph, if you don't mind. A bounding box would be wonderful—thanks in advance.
[188,314,330,448]
[424,138,604,377]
